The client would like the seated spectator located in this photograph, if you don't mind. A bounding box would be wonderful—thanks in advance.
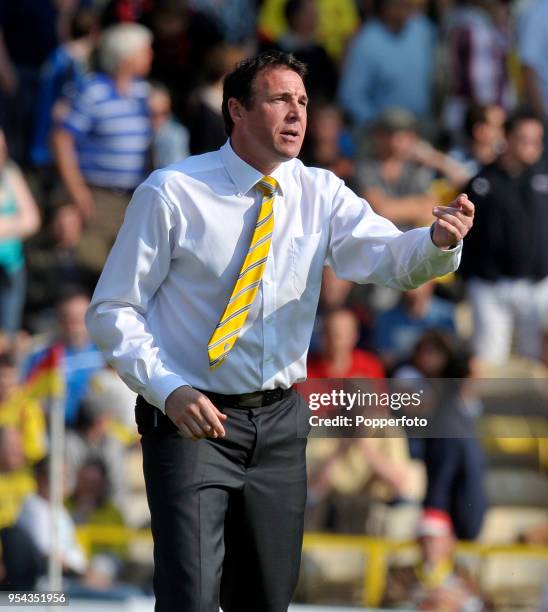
[24,202,98,332]
[308,308,385,379]
[187,44,245,155]
[0,129,41,334]
[356,110,466,229]
[66,458,127,560]
[22,287,105,427]
[149,82,189,169]
[449,104,506,180]
[260,0,338,102]
[0,351,46,463]
[52,23,153,274]
[374,281,455,370]
[65,397,128,518]
[17,457,140,599]
[17,457,87,577]
[0,427,35,531]
[460,110,548,365]
[338,0,435,127]
[382,509,488,610]
[307,426,417,534]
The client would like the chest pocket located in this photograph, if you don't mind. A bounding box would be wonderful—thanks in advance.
[291,232,324,296]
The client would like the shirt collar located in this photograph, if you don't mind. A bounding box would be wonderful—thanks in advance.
[220,139,287,197]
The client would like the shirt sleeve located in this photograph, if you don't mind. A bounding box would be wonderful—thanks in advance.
[326,180,462,289]
[519,7,543,69]
[86,184,189,412]
[60,83,95,136]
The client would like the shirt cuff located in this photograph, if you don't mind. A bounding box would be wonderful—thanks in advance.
[144,373,190,414]
[428,223,463,254]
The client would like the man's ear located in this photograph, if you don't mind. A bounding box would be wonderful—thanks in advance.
[228,98,244,126]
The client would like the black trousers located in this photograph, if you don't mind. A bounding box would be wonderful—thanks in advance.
[136,390,310,612]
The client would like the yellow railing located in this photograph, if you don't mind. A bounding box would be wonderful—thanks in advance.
[75,526,548,608]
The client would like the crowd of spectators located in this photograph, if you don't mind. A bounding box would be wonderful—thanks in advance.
[0,0,546,607]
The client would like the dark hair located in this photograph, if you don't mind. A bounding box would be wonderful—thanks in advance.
[0,350,16,369]
[70,7,98,40]
[55,285,90,308]
[464,104,490,139]
[504,108,543,136]
[284,0,306,25]
[222,51,307,136]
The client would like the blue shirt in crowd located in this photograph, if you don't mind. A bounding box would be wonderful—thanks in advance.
[338,15,435,126]
[61,73,152,190]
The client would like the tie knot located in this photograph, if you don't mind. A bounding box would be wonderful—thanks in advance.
[257,176,278,197]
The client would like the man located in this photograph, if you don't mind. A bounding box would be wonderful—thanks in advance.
[86,51,474,611]
[338,0,435,127]
[52,23,153,274]
[23,287,105,426]
[460,109,548,365]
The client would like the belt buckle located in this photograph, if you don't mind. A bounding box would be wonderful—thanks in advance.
[238,392,263,408]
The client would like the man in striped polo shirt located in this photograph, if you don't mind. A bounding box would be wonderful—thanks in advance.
[53,23,153,274]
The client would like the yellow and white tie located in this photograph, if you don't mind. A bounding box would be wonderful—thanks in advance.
[208,175,278,370]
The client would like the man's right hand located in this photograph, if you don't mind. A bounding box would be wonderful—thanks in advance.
[165,386,227,440]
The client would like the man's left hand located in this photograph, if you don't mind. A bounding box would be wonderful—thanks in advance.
[431,193,475,249]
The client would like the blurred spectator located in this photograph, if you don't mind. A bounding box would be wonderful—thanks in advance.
[393,329,458,381]
[308,308,385,378]
[52,23,153,273]
[0,524,45,590]
[0,351,46,463]
[356,110,457,229]
[261,0,338,102]
[0,0,71,165]
[0,427,35,530]
[443,0,512,138]
[17,457,87,576]
[382,509,488,610]
[187,44,245,155]
[22,287,105,426]
[31,6,98,171]
[300,101,356,187]
[67,457,122,522]
[149,82,189,168]
[0,129,41,334]
[17,456,140,598]
[374,282,455,369]
[66,458,126,559]
[258,0,359,62]
[449,103,506,179]
[423,347,488,540]
[338,0,435,127]
[24,202,98,332]
[65,396,128,516]
[307,426,417,534]
[460,109,548,365]
[518,0,548,122]
[100,0,153,27]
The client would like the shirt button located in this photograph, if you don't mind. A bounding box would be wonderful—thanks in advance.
[265,356,274,363]
[265,316,273,325]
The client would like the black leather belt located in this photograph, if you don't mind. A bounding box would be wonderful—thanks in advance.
[197,387,293,408]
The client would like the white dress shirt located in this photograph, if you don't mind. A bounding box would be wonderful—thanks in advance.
[86,141,462,412]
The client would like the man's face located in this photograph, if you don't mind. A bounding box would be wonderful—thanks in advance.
[230,67,308,170]
[57,295,90,348]
[508,120,544,166]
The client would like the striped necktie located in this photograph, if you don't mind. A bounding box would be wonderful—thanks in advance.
[208,175,278,370]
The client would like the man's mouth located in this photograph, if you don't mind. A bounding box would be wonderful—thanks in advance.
[280,129,300,141]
